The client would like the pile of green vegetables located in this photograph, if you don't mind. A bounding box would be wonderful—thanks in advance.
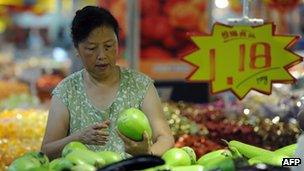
[146,140,296,171]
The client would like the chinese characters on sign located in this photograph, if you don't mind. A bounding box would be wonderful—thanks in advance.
[182,23,303,99]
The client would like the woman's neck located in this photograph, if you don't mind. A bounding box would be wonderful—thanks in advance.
[85,66,120,87]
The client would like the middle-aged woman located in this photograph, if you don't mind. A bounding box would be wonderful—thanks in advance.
[41,6,174,160]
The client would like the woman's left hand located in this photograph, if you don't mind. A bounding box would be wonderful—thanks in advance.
[117,130,152,156]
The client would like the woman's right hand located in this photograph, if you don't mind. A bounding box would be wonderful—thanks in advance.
[77,120,110,145]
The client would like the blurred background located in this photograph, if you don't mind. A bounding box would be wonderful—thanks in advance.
[0,0,304,169]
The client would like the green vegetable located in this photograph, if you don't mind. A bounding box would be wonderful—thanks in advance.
[162,148,191,167]
[181,146,197,165]
[65,149,105,168]
[248,154,289,166]
[96,151,122,166]
[199,155,235,171]
[62,141,88,157]
[171,165,204,171]
[229,146,243,158]
[70,163,96,171]
[8,157,41,171]
[196,149,232,166]
[274,144,297,157]
[50,158,74,171]
[143,164,171,171]
[228,140,274,158]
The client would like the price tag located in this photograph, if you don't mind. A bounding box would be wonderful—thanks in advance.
[182,23,302,99]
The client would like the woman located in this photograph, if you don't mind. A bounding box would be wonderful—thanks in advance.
[41,6,174,160]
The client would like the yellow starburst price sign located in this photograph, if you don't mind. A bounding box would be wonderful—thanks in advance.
[182,23,303,99]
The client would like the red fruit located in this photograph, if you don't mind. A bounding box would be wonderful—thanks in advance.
[163,0,188,14]
[141,15,172,41]
[140,36,153,48]
[140,47,172,60]
[191,0,207,11]
[36,75,63,89]
[166,1,201,30]
[140,0,160,16]
[163,35,180,49]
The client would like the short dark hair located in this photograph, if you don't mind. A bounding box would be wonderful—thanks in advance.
[71,6,119,47]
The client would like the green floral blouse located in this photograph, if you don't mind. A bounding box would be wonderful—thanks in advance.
[52,67,153,158]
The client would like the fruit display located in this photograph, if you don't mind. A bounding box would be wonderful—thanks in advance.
[8,141,123,171]
[36,73,64,102]
[175,134,223,158]
[8,151,49,171]
[0,93,40,110]
[14,57,71,77]
[147,146,237,171]
[162,102,200,138]
[0,80,29,100]
[140,0,209,60]
[0,109,48,169]
[0,56,15,80]
[226,140,296,167]
[0,100,300,171]
[164,101,301,152]
[146,141,296,171]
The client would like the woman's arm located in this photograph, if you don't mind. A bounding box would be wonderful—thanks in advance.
[141,83,175,156]
[41,96,80,160]
[42,96,110,160]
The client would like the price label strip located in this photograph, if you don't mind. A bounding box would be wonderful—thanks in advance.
[182,23,303,99]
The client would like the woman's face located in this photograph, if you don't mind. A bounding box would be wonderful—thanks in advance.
[77,25,118,79]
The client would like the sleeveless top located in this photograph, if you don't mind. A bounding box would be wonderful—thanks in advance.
[52,67,153,158]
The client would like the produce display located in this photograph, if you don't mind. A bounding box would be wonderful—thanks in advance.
[14,57,71,77]
[1,102,301,170]
[0,55,15,80]
[0,109,48,170]
[164,101,301,154]
[175,134,223,158]
[36,74,64,102]
[140,0,208,60]
[0,93,40,110]
[7,140,295,171]
[148,141,296,171]
[7,141,122,171]
[8,152,50,171]
[0,80,29,100]
[162,102,200,138]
